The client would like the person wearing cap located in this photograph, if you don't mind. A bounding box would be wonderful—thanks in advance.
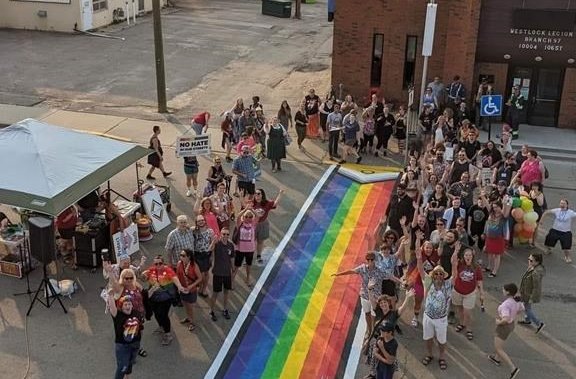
[108,290,143,379]
[373,323,398,379]
[505,85,525,140]
[232,145,258,197]
[415,237,459,371]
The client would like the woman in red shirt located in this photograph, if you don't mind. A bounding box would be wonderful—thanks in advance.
[56,205,78,267]
[452,247,485,340]
[191,111,210,135]
[252,188,284,264]
[176,249,202,331]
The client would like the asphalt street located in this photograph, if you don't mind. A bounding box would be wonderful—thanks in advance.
[1,0,576,378]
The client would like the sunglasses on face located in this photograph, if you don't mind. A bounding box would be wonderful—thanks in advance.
[155,262,163,266]
[124,277,134,280]
[221,233,230,236]
[180,254,187,257]
[366,258,374,261]
[255,192,262,195]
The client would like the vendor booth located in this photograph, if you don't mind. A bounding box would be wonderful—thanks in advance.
[0,118,153,274]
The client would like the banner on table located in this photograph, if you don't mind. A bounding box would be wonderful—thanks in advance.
[175,134,211,157]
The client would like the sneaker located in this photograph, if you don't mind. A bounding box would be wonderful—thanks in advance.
[374,151,379,157]
[488,272,497,278]
[223,309,231,320]
[163,171,172,177]
[536,322,545,334]
[146,175,156,180]
[510,367,520,379]
[410,317,419,328]
[186,189,192,197]
[356,156,362,164]
[518,320,531,325]
[210,311,217,322]
[256,255,263,264]
[153,327,164,334]
[161,333,173,346]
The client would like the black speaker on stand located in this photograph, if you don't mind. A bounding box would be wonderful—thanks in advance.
[26,217,67,316]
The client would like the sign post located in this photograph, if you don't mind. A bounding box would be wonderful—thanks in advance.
[480,94,503,141]
[419,1,437,113]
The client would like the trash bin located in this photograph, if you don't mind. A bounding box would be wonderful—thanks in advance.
[262,0,292,18]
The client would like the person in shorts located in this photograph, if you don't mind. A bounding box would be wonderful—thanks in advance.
[209,228,235,321]
[233,208,259,287]
[232,145,257,198]
[541,199,576,264]
[332,251,387,338]
[488,283,523,379]
[414,241,459,371]
[176,249,202,331]
[193,215,216,298]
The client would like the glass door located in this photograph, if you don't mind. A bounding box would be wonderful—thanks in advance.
[507,67,532,124]
[528,68,564,127]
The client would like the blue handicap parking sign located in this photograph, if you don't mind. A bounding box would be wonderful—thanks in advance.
[480,95,503,117]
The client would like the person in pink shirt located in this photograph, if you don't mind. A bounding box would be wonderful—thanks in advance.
[233,206,259,287]
[236,132,256,154]
[488,283,524,379]
[513,149,545,187]
[195,197,220,237]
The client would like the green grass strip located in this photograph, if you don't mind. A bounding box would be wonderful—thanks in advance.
[261,182,360,378]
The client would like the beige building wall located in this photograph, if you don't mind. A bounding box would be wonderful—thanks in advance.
[0,0,164,32]
[0,0,81,32]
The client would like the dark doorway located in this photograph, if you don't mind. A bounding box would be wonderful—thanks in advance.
[507,67,564,127]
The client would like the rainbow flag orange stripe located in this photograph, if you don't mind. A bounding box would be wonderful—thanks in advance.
[213,173,393,379]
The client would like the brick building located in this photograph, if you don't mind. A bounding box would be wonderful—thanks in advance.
[331,0,576,128]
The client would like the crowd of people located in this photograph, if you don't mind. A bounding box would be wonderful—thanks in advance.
[329,80,573,379]
[106,84,572,379]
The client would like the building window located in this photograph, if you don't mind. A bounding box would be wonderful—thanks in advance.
[403,36,418,89]
[93,0,107,12]
[370,34,384,87]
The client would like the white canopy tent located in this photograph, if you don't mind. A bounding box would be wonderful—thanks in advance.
[0,118,151,217]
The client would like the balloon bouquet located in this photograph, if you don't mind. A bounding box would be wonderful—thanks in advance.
[510,196,539,244]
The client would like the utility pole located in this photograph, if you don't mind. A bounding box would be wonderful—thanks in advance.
[152,0,167,113]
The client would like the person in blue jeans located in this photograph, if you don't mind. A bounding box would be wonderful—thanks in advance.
[108,291,142,379]
[518,253,546,334]
[373,323,398,379]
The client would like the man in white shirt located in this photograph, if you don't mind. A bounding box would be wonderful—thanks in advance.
[541,199,576,263]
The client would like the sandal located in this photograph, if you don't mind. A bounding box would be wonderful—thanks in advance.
[438,359,447,370]
[138,348,148,357]
[180,318,190,324]
[466,330,474,340]
[455,324,465,333]
[188,323,196,332]
[564,256,573,264]
[421,356,433,366]
[488,354,501,366]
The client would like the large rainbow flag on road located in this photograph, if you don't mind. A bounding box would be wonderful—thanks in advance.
[206,167,395,379]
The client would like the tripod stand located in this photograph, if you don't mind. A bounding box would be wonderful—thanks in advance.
[26,263,67,316]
